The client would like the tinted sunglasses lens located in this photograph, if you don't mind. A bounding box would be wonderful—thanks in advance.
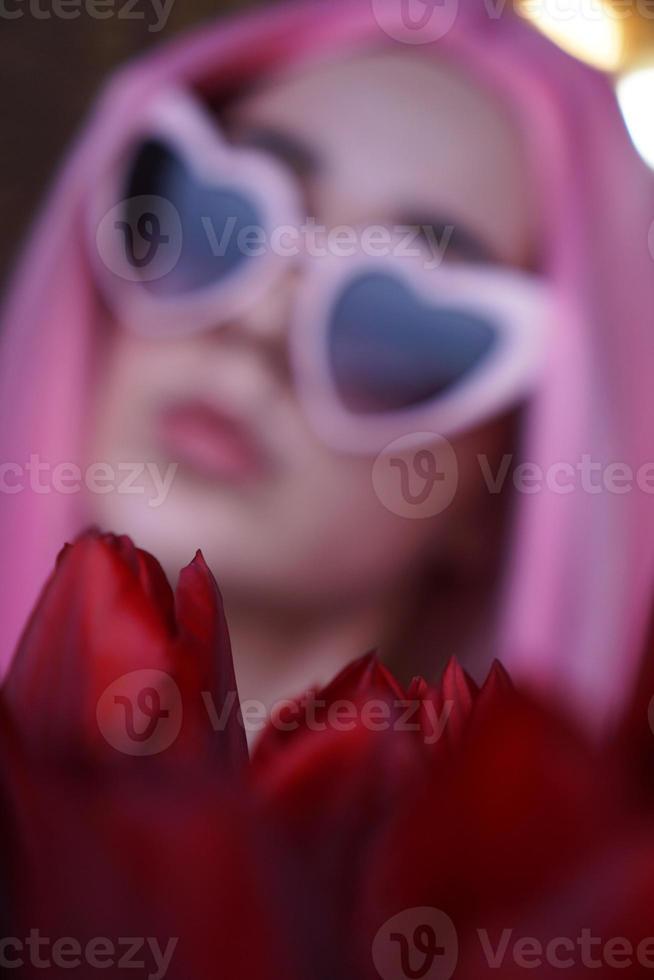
[329,273,498,413]
[121,139,262,295]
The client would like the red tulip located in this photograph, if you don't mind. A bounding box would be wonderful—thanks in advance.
[3,530,246,767]
[0,531,281,980]
[3,531,654,980]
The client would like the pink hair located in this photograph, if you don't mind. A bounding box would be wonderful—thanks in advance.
[1,0,653,726]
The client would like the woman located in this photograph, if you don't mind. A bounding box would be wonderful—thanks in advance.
[1,0,653,726]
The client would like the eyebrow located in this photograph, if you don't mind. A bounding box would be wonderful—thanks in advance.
[227,125,506,267]
[230,125,321,178]
[396,212,500,266]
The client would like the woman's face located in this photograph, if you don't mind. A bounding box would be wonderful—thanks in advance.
[91,50,535,608]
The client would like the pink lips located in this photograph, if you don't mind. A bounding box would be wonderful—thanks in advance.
[158,400,267,482]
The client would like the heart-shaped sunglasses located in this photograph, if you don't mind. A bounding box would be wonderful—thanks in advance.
[88,88,551,454]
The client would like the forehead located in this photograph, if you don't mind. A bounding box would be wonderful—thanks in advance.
[225,50,537,269]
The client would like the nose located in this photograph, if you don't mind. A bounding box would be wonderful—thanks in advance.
[223,267,300,342]
[204,267,300,382]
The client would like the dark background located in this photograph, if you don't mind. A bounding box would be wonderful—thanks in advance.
[0,0,261,291]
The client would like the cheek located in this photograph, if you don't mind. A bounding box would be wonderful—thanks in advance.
[101,335,178,403]
[91,331,187,449]
[299,420,513,587]
[281,449,442,585]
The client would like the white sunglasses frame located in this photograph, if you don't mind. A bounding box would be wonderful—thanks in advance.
[88,86,304,338]
[291,252,551,453]
[88,86,552,454]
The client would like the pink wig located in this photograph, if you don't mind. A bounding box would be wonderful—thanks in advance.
[1,0,653,726]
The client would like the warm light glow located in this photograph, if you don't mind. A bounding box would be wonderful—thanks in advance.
[617,66,654,169]
[519,0,624,71]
